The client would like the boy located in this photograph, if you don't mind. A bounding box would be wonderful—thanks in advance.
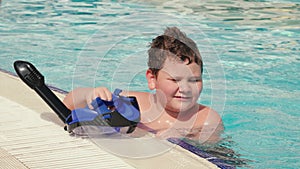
[63,27,223,143]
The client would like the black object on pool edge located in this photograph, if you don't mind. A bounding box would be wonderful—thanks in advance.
[13,60,71,123]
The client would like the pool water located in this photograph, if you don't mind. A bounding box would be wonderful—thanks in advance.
[0,0,299,168]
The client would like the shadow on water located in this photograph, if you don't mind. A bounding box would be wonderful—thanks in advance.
[175,136,252,168]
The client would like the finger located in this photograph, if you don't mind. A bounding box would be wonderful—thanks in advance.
[103,89,112,101]
[96,87,112,101]
[86,96,93,109]
[88,104,94,110]
[98,91,109,101]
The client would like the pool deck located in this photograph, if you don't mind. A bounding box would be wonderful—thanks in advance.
[0,70,219,169]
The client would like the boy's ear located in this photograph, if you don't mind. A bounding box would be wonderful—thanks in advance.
[146,69,156,90]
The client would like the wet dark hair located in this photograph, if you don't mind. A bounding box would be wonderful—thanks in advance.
[147,27,203,76]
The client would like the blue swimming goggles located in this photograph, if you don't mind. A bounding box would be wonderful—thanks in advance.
[66,89,140,134]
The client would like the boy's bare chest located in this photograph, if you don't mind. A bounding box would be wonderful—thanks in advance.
[140,109,207,138]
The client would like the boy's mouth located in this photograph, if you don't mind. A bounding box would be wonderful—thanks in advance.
[174,96,192,100]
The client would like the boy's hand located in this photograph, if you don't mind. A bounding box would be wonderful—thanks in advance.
[86,87,112,109]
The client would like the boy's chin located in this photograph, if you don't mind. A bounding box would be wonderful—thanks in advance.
[167,104,195,114]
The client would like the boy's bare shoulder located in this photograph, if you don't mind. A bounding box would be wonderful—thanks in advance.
[198,104,223,127]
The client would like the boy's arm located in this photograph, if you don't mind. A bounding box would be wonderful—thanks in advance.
[63,87,112,110]
[201,109,224,143]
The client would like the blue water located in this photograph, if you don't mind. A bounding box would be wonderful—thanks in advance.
[0,0,299,168]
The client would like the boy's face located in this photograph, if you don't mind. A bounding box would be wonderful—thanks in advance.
[150,58,203,113]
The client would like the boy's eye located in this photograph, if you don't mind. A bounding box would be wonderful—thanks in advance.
[169,79,179,82]
[189,78,202,82]
[167,77,180,82]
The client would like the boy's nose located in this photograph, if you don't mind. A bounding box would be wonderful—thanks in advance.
[178,82,191,93]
